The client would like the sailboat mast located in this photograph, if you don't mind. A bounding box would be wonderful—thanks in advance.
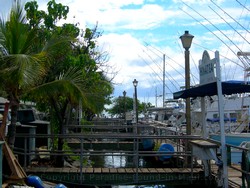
[237,51,250,82]
[163,54,166,107]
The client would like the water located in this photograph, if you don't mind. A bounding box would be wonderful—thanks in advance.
[89,154,215,188]
[90,152,134,168]
[113,186,167,188]
[104,153,127,167]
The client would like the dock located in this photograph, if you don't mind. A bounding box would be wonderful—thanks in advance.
[11,122,250,187]
[25,167,204,186]
[211,164,242,188]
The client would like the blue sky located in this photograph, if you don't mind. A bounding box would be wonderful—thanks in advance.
[1,0,250,107]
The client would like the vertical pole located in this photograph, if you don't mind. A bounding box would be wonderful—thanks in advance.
[135,83,138,177]
[215,51,228,188]
[80,138,83,184]
[185,49,191,168]
[163,54,166,107]
[185,49,191,135]
[135,86,138,124]
[24,137,27,168]
[123,91,126,123]
[135,136,139,183]
[201,97,207,138]
[155,88,157,107]
[79,100,82,125]
[0,142,3,187]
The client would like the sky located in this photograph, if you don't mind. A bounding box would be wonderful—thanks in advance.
[0,0,250,107]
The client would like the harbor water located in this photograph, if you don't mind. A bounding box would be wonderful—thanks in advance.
[89,152,216,188]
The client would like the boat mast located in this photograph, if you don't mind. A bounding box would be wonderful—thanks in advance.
[237,52,250,132]
[163,54,166,107]
[237,51,250,83]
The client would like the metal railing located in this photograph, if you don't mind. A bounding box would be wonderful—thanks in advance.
[13,124,202,185]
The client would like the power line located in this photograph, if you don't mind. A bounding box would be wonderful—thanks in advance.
[208,5,250,45]
[210,0,250,34]
[179,6,241,65]
[182,1,243,54]
[139,51,179,93]
[144,42,187,80]
[236,0,250,12]
[143,44,182,90]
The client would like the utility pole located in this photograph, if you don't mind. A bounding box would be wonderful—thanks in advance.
[163,54,166,107]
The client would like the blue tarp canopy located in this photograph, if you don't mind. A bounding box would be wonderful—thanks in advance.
[173,80,250,99]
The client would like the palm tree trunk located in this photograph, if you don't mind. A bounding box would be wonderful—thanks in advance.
[55,122,64,167]
[7,103,19,149]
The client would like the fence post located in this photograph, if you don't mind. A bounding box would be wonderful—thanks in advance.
[80,138,83,184]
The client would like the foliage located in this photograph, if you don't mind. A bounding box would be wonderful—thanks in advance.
[63,142,92,167]
[23,1,114,166]
[153,141,161,151]
[0,0,115,167]
[25,0,69,30]
[0,0,69,147]
[107,96,133,117]
[107,96,152,118]
[24,1,113,122]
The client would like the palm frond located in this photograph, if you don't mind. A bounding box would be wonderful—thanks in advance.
[42,35,75,63]
[9,0,26,24]
[28,67,88,105]
[0,54,46,89]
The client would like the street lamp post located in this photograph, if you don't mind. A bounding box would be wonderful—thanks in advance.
[180,30,194,135]
[132,79,139,180]
[123,90,126,122]
[133,79,138,124]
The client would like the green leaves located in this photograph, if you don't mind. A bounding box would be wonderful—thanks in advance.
[1,0,113,122]
[25,0,69,29]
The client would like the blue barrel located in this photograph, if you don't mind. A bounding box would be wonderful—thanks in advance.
[158,143,174,161]
[142,139,155,150]
[26,175,44,188]
[55,183,67,188]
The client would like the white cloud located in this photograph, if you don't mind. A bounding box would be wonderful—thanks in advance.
[63,1,177,31]
[98,33,148,85]
[1,0,249,106]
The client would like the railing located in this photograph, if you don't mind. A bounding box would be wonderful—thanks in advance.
[150,119,249,187]
[208,138,249,187]
[13,124,202,185]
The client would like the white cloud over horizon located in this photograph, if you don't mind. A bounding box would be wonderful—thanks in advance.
[1,0,249,107]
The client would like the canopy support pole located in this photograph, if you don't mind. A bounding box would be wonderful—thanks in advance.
[215,51,228,188]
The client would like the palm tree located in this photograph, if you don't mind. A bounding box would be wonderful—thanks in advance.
[0,1,44,148]
[1,1,113,168]
[0,0,74,148]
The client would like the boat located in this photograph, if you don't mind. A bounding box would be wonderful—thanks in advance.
[188,93,250,165]
[147,99,186,128]
[191,94,250,136]
[210,133,250,146]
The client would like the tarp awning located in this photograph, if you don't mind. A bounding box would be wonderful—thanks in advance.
[173,80,250,99]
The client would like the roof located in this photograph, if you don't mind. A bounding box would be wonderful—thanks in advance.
[173,80,250,99]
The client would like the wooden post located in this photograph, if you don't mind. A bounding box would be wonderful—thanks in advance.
[0,103,27,181]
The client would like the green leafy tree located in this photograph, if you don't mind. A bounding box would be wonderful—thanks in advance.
[25,1,113,122]
[0,0,72,148]
[0,0,114,168]
[108,96,153,118]
[24,0,114,166]
[107,96,139,117]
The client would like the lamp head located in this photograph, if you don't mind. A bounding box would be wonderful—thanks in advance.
[180,31,194,50]
[133,79,138,87]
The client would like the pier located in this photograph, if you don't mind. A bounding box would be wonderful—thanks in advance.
[25,167,204,186]
[11,121,249,187]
